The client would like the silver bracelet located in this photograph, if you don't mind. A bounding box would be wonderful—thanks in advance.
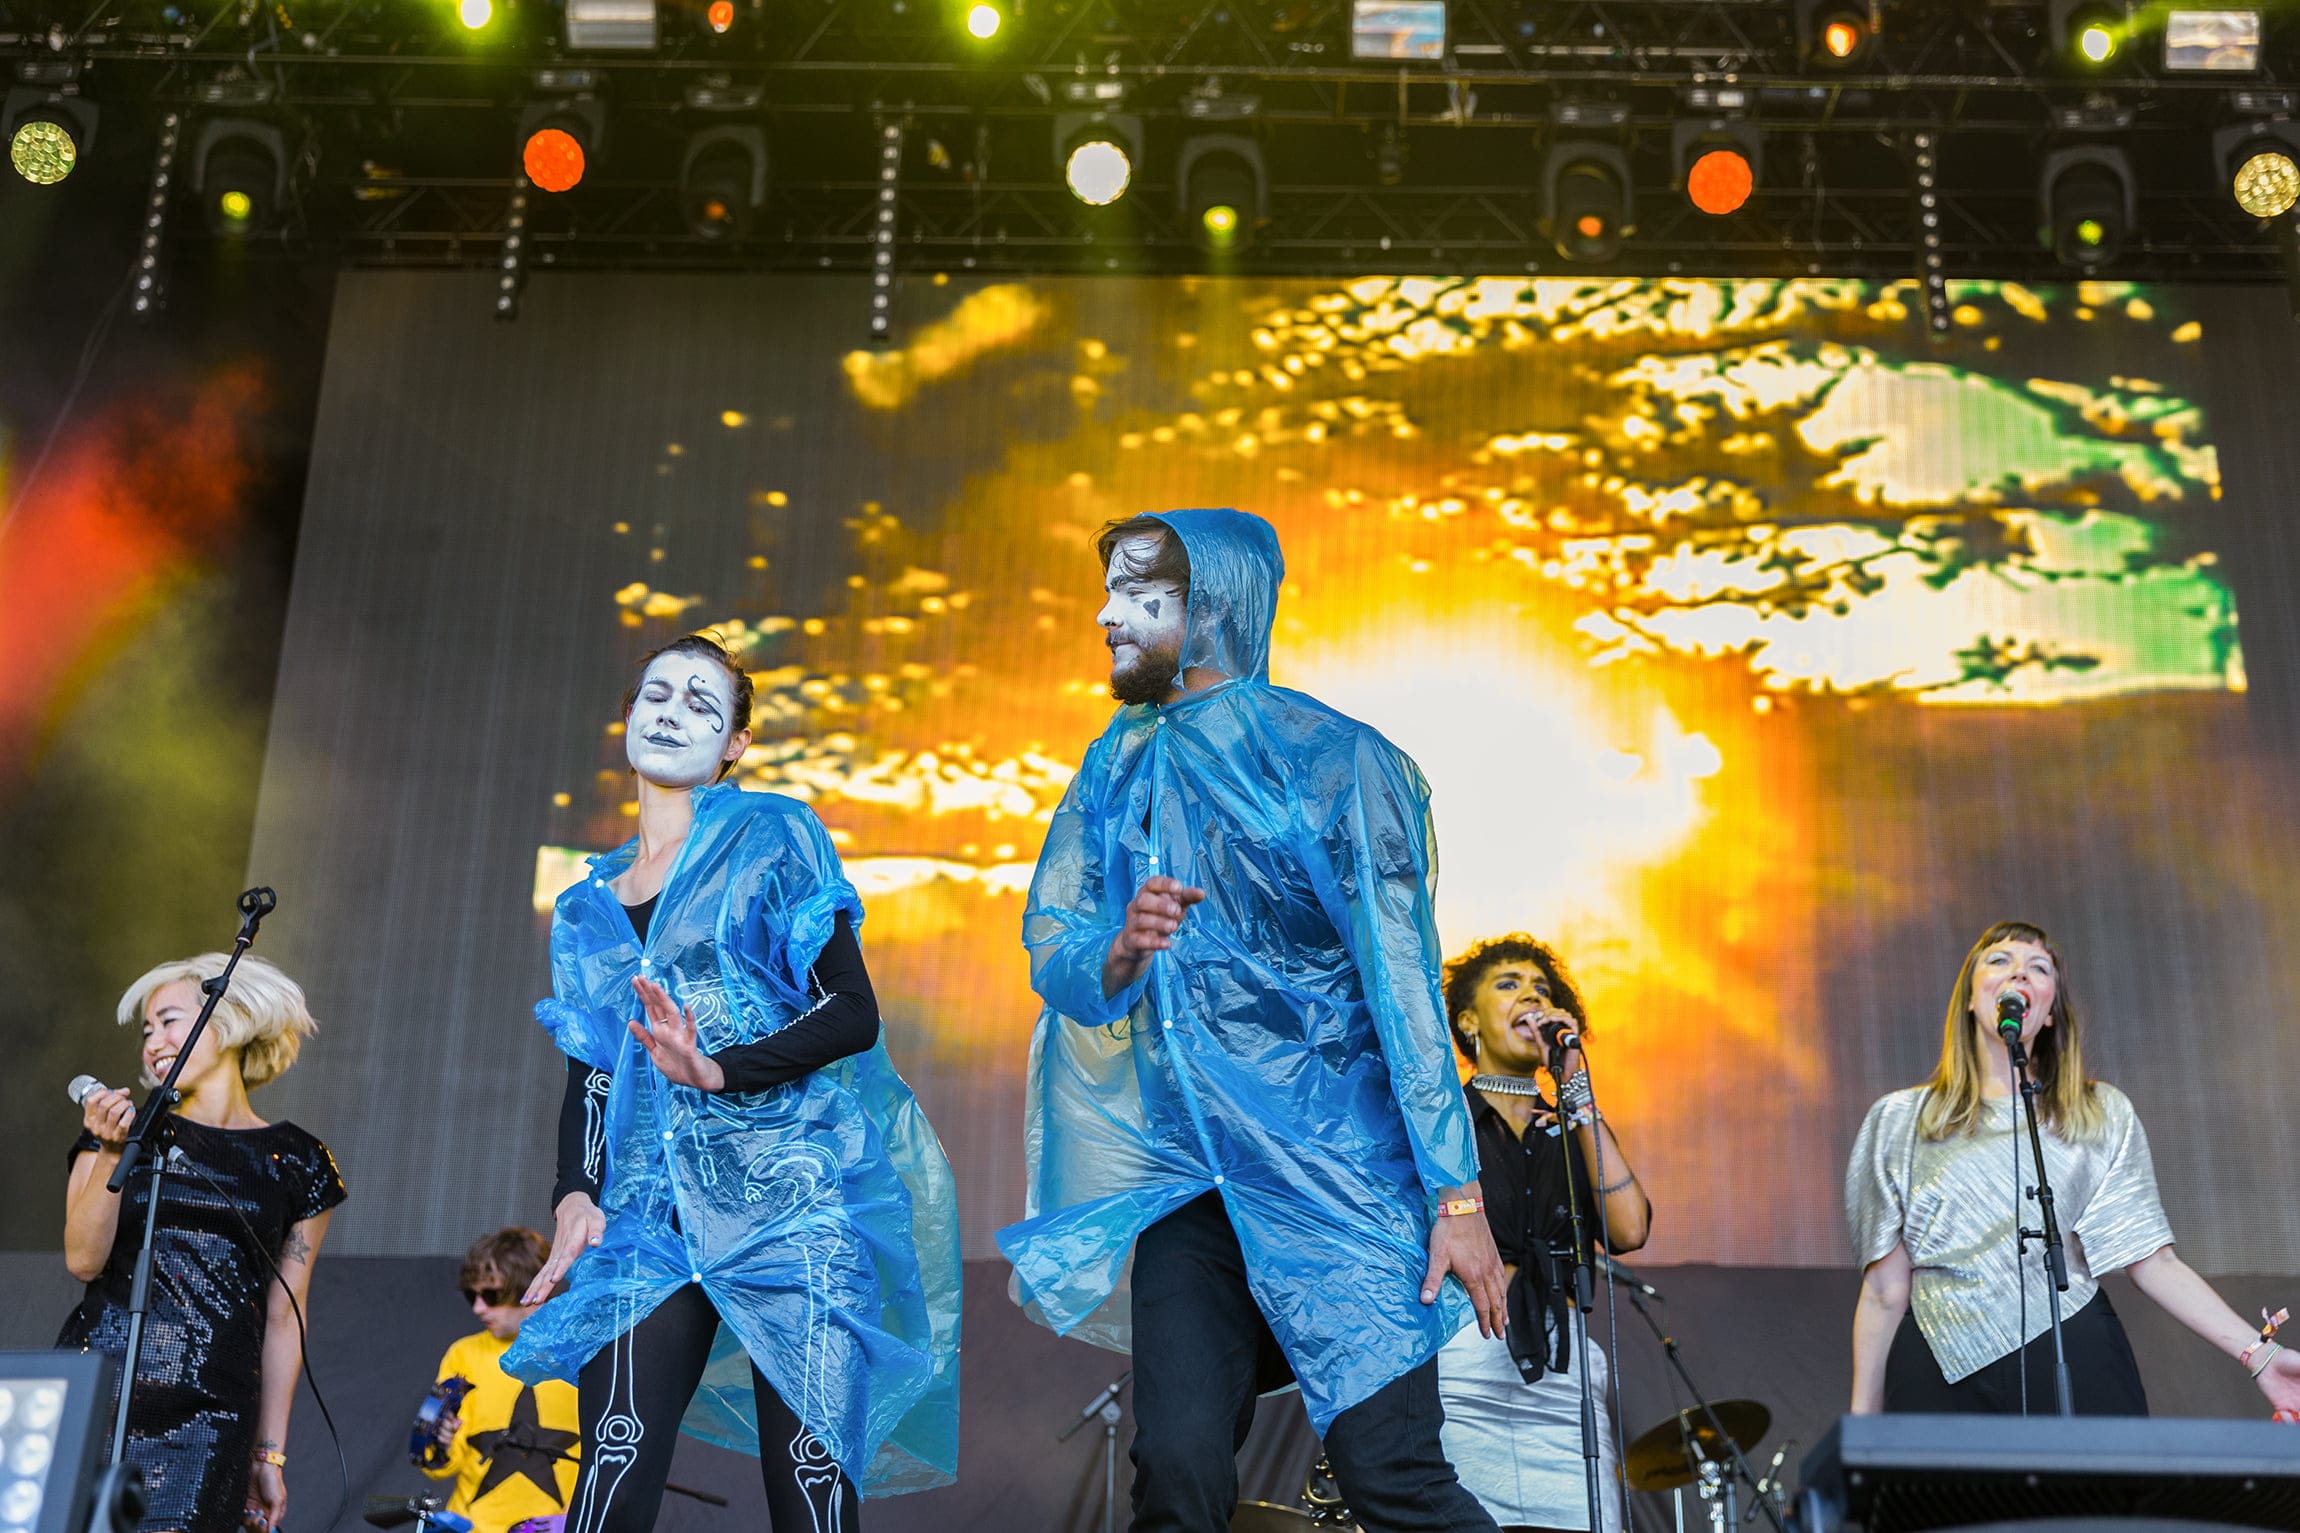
[1555,1069,1595,1117]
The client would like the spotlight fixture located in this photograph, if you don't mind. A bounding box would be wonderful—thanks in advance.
[870,120,902,342]
[1673,117,1760,216]
[1795,0,1873,63]
[1542,140,1631,262]
[193,119,285,235]
[1910,131,1951,337]
[3,89,95,186]
[2165,8,2260,71]
[964,2,1001,39]
[704,0,734,30]
[459,0,492,29]
[518,99,603,194]
[496,179,529,320]
[2215,120,2300,219]
[131,112,183,318]
[1056,113,1140,207]
[1373,125,1407,186]
[564,0,657,49]
[1350,0,1446,61]
[1178,135,1264,254]
[680,124,766,240]
[2038,144,2133,267]
[2051,0,2128,64]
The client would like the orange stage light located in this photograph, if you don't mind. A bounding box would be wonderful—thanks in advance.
[1687,147,1753,215]
[523,127,586,193]
[1823,17,1862,58]
[706,0,734,32]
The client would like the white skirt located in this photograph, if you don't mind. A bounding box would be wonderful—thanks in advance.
[1436,1321,1623,1532]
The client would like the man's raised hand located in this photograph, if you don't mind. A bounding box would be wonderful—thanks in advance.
[1102,875,1207,999]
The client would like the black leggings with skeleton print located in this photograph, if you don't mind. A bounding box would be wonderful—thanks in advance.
[567,1282,859,1533]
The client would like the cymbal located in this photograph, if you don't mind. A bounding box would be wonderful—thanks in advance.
[1623,1400,1772,1492]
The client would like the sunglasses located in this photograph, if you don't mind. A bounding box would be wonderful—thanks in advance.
[460,1285,519,1307]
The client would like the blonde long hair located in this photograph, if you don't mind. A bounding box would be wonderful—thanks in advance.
[1917,920,2105,1144]
[117,954,318,1090]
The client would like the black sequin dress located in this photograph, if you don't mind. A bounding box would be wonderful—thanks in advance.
[57,1117,347,1533]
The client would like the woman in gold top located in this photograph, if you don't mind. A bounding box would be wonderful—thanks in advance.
[1847,920,2300,1416]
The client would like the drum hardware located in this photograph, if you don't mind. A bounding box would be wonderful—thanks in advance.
[1626,1399,1774,1533]
[1231,1453,1360,1531]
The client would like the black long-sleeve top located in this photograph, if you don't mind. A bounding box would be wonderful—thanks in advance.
[551,902,879,1209]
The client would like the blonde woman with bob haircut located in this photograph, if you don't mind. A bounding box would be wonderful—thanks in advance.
[59,954,347,1533]
[1846,920,2300,1418]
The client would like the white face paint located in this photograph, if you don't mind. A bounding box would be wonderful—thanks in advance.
[625,652,739,788]
[1097,533,1188,704]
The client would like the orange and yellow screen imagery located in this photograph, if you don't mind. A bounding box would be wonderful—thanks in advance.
[532,277,2238,1264]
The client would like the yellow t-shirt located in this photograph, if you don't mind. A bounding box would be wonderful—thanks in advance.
[422,1331,580,1533]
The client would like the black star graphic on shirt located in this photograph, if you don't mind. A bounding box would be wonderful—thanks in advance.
[467,1385,579,1503]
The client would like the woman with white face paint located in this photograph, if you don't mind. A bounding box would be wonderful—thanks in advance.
[504,634,961,1530]
[1848,919,2300,1420]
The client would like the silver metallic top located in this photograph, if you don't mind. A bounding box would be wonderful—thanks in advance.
[1846,1083,2174,1383]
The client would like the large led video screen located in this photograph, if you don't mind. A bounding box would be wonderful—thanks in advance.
[243,271,2300,1275]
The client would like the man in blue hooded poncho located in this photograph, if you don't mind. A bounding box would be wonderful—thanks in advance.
[999,510,1507,1532]
[504,633,960,1533]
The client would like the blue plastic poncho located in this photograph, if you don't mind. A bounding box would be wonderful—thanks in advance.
[995,507,1479,1432]
[503,784,960,1496]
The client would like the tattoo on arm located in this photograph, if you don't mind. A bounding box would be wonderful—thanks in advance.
[280,1227,313,1264]
[1599,1170,1638,1196]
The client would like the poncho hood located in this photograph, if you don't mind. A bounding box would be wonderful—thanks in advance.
[1145,507,1283,689]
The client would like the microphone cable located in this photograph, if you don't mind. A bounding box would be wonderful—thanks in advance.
[173,1151,354,1533]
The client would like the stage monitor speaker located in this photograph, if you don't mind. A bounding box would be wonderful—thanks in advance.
[0,1350,129,1533]
[1796,1413,2300,1533]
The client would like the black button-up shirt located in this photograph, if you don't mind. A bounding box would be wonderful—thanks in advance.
[1466,1083,1598,1381]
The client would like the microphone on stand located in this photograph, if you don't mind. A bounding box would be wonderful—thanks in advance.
[1745,1441,1795,1522]
[1596,1252,1662,1300]
[1537,1015,1582,1053]
[67,1075,115,1107]
[1997,989,2029,1041]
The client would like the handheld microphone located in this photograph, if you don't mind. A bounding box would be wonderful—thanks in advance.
[1537,1015,1582,1054]
[67,1075,113,1107]
[1996,989,2029,1040]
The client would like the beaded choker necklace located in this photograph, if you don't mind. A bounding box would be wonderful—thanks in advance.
[1468,1073,1546,1099]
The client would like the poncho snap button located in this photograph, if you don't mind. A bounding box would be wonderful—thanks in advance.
[661,1130,674,1141]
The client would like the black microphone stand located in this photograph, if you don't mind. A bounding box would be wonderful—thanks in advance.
[1056,1369,1130,1533]
[1547,1033,1607,1533]
[2000,1018,2075,1417]
[1606,1273,1786,1533]
[105,887,277,1465]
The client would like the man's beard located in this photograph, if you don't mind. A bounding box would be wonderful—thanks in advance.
[1109,640,1182,705]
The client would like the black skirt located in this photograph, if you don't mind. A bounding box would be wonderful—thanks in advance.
[1884,1286,2149,1416]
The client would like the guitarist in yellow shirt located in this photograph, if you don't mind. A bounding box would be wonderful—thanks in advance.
[418,1230,581,1533]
